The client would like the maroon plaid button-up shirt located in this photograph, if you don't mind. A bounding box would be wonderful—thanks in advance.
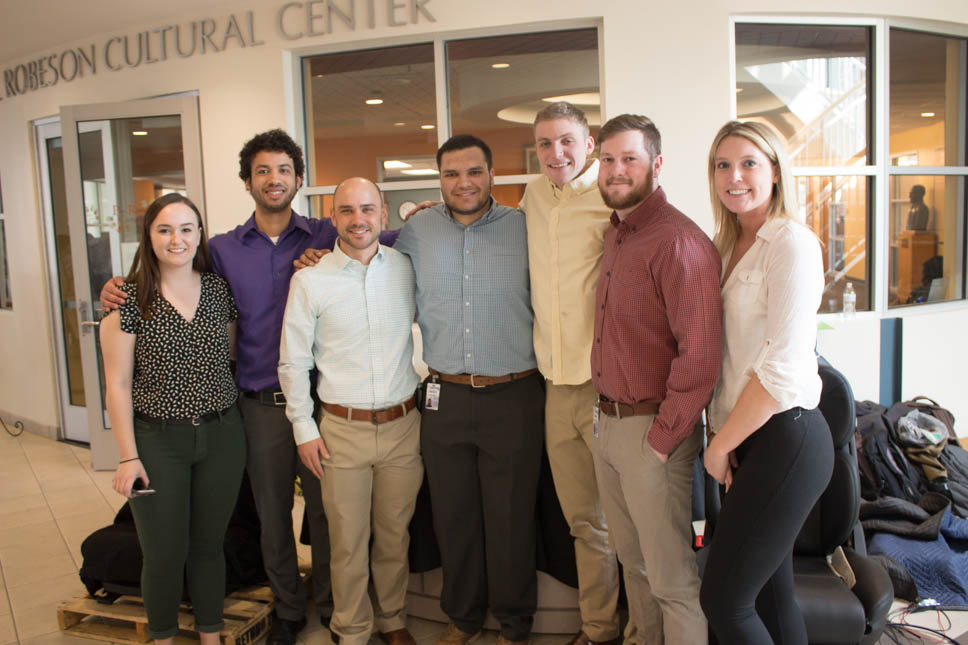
[591,187,723,455]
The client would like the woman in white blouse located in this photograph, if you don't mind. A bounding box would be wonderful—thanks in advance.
[699,121,834,645]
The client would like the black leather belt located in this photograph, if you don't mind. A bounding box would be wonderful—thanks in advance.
[134,404,235,426]
[242,390,287,406]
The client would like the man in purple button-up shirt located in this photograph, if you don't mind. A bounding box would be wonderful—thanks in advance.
[102,129,397,645]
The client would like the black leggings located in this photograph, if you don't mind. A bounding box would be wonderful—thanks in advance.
[700,407,834,645]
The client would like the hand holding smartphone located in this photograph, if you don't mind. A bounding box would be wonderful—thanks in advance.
[131,478,156,497]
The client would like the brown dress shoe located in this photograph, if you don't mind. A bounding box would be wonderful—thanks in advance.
[434,623,481,645]
[379,629,418,645]
[495,635,530,645]
[565,632,620,645]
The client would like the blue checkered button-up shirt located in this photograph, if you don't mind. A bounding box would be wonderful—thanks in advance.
[394,200,536,377]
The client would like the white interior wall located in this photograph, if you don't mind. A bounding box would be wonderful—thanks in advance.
[2,0,968,435]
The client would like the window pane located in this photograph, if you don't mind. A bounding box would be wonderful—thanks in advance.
[446,28,600,175]
[303,44,438,186]
[890,30,966,166]
[735,24,870,167]
[798,175,870,313]
[889,175,964,307]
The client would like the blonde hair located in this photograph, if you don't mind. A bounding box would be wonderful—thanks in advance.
[708,120,800,256]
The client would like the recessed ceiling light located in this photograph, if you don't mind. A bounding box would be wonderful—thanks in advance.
[491,62,510,69]
[921,112,936,117]
[365,98,384,105]
[393,122,406,126]
[420,124,435,130]
[132,131,148,136]
[401,169,440,176]
[383,160,413,169]
[541,93,600,105]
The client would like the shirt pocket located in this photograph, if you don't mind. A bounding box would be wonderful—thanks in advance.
[732,268,764,305]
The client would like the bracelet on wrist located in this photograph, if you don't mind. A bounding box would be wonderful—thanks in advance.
[119,457,140,464]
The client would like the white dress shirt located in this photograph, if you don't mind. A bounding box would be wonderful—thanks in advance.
[278,242,420,445]
[520,159,611,385]
[708,217,824,430]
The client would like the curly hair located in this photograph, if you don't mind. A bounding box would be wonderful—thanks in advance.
[238,129,305,182]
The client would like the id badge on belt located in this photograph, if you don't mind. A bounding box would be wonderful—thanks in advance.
[425,382,441,411]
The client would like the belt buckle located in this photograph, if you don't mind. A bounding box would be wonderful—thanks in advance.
[272,391,286,406]
[469,374,485,389]
[191,416,202,427]
[371,409,379,424]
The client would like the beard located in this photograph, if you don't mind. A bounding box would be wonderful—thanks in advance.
[599,170,654,211]
[250,183,298,214]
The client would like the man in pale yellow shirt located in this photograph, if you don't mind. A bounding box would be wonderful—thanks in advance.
[520,102,640,645]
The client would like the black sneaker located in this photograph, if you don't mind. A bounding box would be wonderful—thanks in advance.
[321,614,340,644]
[268,616,307,645]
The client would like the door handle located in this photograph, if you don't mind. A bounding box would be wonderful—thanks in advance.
[78,301,100,335]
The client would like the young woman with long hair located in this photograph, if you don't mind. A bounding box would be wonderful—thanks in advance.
[699,121,834,645]
[101,192,245,645]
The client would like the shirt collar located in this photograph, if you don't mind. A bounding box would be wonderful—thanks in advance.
[444,197,499,227]
[238,210,308,240]
[332,239,386,269]
[610,186,667,230]
[754,216,790,244]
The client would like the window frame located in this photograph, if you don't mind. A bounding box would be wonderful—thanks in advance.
[0,174,10,311]
[284,19,603,213]
[731,15,968,319]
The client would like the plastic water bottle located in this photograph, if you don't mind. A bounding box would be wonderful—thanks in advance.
[842,282,856,317]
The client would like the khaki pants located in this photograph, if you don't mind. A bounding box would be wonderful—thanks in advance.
[592,412,706,645]
[545,380,622,641]
[319,408,423,645]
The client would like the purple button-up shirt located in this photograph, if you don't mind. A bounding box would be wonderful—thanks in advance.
[210,211,399,392]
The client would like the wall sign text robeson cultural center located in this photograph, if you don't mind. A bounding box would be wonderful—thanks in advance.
[1,0,435,101]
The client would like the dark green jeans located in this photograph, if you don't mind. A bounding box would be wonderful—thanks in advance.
[130,404,246,639]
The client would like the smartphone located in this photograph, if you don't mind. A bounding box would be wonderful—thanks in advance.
[131,478,156,497]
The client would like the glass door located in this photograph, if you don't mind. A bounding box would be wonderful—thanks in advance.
[59,96,203,469]
[36,120,90,442]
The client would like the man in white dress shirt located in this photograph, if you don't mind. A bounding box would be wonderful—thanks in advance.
[278,177,422,645]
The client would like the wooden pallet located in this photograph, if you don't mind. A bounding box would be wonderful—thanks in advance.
[58,590,274,645]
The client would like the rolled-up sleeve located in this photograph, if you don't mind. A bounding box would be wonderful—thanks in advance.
[751,228,824,409]
[278,271,320,445]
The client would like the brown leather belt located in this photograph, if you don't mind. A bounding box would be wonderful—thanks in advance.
[321,396,416,424]
[429,368,538,388]
[598,396,659,418]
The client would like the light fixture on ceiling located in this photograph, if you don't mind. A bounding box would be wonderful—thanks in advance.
[401,169,439,176]
[491,62,510,69]
[921,112,936,117]
[383,160,413,169]
[540,92,600,105]
[393,122,406,126]
[420,124,435,130]
[132,131,148,136]
[365,97,384,105]
[736,87,744,93]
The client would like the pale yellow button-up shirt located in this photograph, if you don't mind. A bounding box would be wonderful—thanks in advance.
[520,159,611,385]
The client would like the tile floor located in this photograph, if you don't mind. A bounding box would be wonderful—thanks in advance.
[1,428,966,645]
